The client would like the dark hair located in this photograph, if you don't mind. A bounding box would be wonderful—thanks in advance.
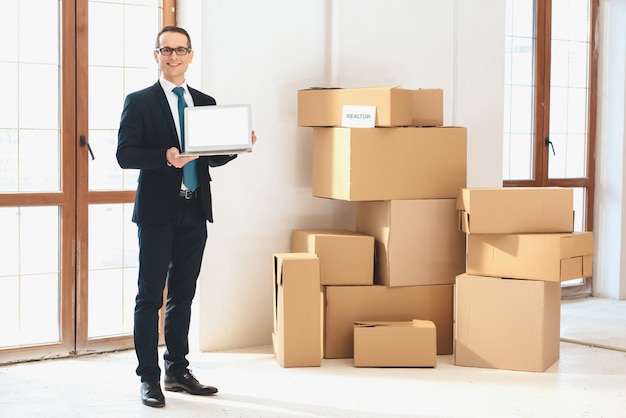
[155,26,192,49]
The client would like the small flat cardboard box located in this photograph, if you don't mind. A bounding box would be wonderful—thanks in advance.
[355,199,465,287]
[354,320,437,367]
[312,126,467,201]
[323,284,453,359]
[297,86,413,127]
[290,229,374,285]
[272,253,321,367]
[467,232,593,282]
[412,89,443,126]
[455,273,561,372]
[456,187,574,234]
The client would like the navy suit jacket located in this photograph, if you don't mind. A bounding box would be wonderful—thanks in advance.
[117,81,236,224]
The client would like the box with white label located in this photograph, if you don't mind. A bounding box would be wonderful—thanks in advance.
[298,87,412,127]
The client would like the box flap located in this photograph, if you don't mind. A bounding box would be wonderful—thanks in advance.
[459,211,470,234]
[354,322,378,328]
[583,255,593,277]
[355,320,414,328]
[412,319,436,329]
[456,188,470,211]
[302,86,401,91]
[273,253,319,285]
[273,254,284,286]
[560,232,594,258]
[560,256,584,281]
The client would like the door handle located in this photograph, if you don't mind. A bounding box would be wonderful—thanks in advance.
[545,137,556,156]
[80,135,95,160]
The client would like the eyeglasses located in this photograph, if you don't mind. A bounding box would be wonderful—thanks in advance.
[155,47,191,56]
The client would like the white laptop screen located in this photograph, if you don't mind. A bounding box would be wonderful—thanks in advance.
[183,104,252,155]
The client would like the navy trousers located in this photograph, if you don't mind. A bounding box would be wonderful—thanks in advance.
[134,196,207,382]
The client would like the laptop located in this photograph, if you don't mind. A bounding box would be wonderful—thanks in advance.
[181,104,252,156]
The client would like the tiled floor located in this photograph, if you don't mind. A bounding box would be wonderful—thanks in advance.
[1,298,625,418]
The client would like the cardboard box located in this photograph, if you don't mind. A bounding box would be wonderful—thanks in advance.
[323,284,453,358]
[298,86,413,127]
[290,229,374,285]
[354,320,437,367]
[272,253,321,367]
[467,232,593,282]
[412,89,443,126]
[455,273,561,372]
[355,199,465,287]
[456,187,574,234]
[312,127,467,201]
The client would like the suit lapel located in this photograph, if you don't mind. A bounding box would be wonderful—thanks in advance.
[151,81,179,147]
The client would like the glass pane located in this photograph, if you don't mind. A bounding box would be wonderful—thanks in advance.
[18,0,60,64]
[89,2,124,67]
[88,269,124,338]
[88,65,140,190]
[19,206,60,275]
[549,0,590,180]
[125,5,160,68]
[19,130,61,192]
[548,133,587,178]
[2,2,61,194]
[0,1,19,62]
[88,0,160,192]
[89,204,124,269]
[89,130,123,190]
[510,37,534,86]
[0,63,19,128]
[503,0,535,181]
[507,0,534,37]
[509,85,533,133]
[89,203,138,268]
[89,67,124,130]
[0,276,20,347]
[573,187,585,232]
[552,0,590,42]
[0,208,20,276]
[20,274,60,345]
[19,64,60,129]
[87,266,138,338]
[0,130,19,192]
[88,203,138,338]
[0,206,60,348]
[505,133,533,180]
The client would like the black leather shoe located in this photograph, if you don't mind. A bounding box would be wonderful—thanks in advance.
[164,371,218,396]
[140,381,165,408]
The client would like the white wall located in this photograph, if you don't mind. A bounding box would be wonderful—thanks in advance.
[454,0,505,188]
[178,0,505,351]
[595,0,626,299]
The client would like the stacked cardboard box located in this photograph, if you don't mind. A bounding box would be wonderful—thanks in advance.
[270,86,467,368]
[454,187,594,372]
[354,320,437,367]
[272,253,321,368]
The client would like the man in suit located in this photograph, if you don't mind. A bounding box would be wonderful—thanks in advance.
[117,26,256,408]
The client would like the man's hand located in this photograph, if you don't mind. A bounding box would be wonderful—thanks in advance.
[248,129,257,152]
[166,147,198,168]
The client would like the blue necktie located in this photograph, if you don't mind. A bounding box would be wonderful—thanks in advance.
[172,86,198,192]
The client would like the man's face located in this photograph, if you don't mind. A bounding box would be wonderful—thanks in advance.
[154,31,194,84]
